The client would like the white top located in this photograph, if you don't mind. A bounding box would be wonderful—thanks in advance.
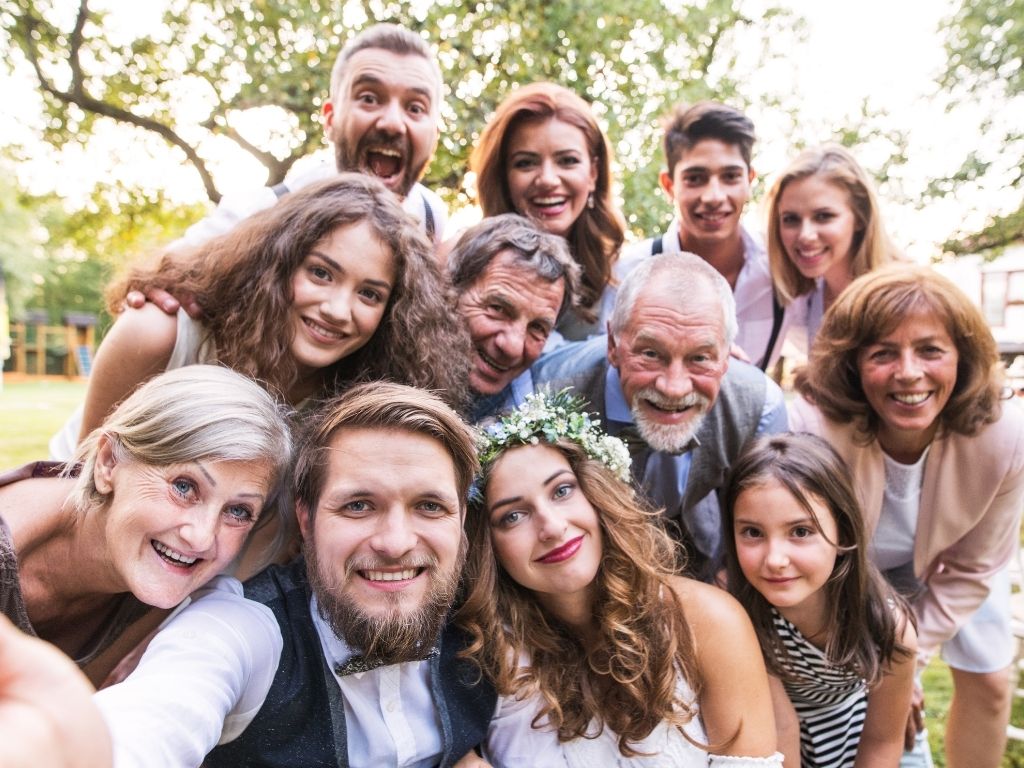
[611,220,783,368]
[95,576,449,768]
[486,674,783,768]
[774,279,826,363]
[48,312,214,461]
[174,155,448,249]
[871,447,930,571]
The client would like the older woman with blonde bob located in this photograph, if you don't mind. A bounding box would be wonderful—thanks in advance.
[470,83,626,339]
[791,263,1024,768]
[461,392,781,766]
[1,365,293,685]
[766,144,896,352]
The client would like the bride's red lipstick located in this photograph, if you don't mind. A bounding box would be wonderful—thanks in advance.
[536,535,584,564]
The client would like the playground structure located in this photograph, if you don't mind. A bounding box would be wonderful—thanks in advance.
[4,311,95,379]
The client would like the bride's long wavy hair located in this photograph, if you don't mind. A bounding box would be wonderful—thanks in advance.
[458,438,702,757]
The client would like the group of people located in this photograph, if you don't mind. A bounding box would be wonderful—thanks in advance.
[3,20,1022,768]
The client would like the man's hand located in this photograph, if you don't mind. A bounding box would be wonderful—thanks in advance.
[0,614,111,767]
[124,288,203,319]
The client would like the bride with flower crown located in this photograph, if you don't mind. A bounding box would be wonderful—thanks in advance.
[458,392,784,767]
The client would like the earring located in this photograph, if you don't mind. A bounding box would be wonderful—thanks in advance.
[587,192,595,209]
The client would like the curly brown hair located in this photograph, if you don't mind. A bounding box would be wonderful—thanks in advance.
[470,83,626,320]
[458,438,702,757]
[795,263,1004,438]
[107,174,471,408]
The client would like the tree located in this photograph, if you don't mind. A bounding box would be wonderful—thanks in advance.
[936,0,1024,255]
[2,0,796,236]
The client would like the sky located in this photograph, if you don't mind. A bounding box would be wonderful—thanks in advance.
[1,0,1017,262]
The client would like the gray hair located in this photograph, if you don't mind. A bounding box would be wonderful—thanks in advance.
[610,252,737,347]
[67,365,294,531]
[447,213,582,318]
[329,23,442,111]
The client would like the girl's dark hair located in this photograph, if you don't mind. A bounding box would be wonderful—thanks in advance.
[107,173,471,409]
[722,433,913,685]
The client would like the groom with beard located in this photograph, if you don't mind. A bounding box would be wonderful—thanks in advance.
[532,251,787,580]
[95,383,495,768]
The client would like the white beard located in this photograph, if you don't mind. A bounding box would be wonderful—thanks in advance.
[631,388,711,454]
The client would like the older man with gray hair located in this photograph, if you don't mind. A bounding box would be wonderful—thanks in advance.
[448,214,581,422]
[532,251,787,578]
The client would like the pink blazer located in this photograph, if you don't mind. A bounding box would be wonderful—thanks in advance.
[790,395,1024,655]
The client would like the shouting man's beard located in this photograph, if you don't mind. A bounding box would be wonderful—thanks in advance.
[631,388,711,454]
[333,129,425,199]
[304,535,465,665]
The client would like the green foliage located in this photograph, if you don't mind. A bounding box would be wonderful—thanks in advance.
[1,0,796,237]
[0,176,204,333]
[937,0,1024,255]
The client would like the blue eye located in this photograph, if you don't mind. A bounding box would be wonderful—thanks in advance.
[172,478,196,498]
[225,505,255,524]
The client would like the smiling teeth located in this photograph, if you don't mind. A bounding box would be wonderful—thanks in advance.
[478,348,512,372]
[893,392,929,405]
[533,197,566,206]
[153,541,197,565]
[364,568,418,581]
[305,318,345,340]
[370,147,401,158]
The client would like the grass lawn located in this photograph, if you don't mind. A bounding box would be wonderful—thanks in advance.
[4,376,1024,764]
[0,377,87,465]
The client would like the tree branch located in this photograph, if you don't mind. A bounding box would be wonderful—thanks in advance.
[19,0,222,202]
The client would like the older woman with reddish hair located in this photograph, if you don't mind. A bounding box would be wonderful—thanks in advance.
[469,82,626,340]
[791,263,1024,768]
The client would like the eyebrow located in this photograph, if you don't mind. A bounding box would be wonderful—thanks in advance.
[680,164,745,173]
[734,516,815,528]
[350,73,433,104]
[194,461,265,500]
[309,250,393,290]
[488,468,571,513]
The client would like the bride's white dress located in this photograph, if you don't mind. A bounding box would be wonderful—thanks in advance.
[486,674,783,768]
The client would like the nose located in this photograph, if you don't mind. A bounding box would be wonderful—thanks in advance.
[180,506,219,554]
[895,349,922,380]
[657,359,693,400]
[766,539,789,570]
[493,321,528,364]
[537,159,559,188]
[376,99,406,136]
[320,288,353,324]
[535,505,567,543]
[798,218,817,242]
[369,509,418,559]
[700,176,725,204]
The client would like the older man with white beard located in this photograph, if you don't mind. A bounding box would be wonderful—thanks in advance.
[532,251,787,579]
[94,383,495,768]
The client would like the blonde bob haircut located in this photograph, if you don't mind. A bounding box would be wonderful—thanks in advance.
[67,365,294,527]
[470,82,626,319]
[767,144,896,305]
[795,264,1004,438]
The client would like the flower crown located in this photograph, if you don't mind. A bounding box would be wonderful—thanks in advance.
[477,389,632,482]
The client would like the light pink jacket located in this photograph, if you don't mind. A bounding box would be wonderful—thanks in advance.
[790,395,1024,655]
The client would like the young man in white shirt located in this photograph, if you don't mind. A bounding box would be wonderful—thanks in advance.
[95,383,495,768]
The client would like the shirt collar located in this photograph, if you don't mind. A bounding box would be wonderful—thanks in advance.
[604,365,634,427]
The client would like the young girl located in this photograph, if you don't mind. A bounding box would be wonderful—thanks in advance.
[722,433,917,768]
[51,173,470,459]
[463,391,782,767]
[766,145,896,352]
